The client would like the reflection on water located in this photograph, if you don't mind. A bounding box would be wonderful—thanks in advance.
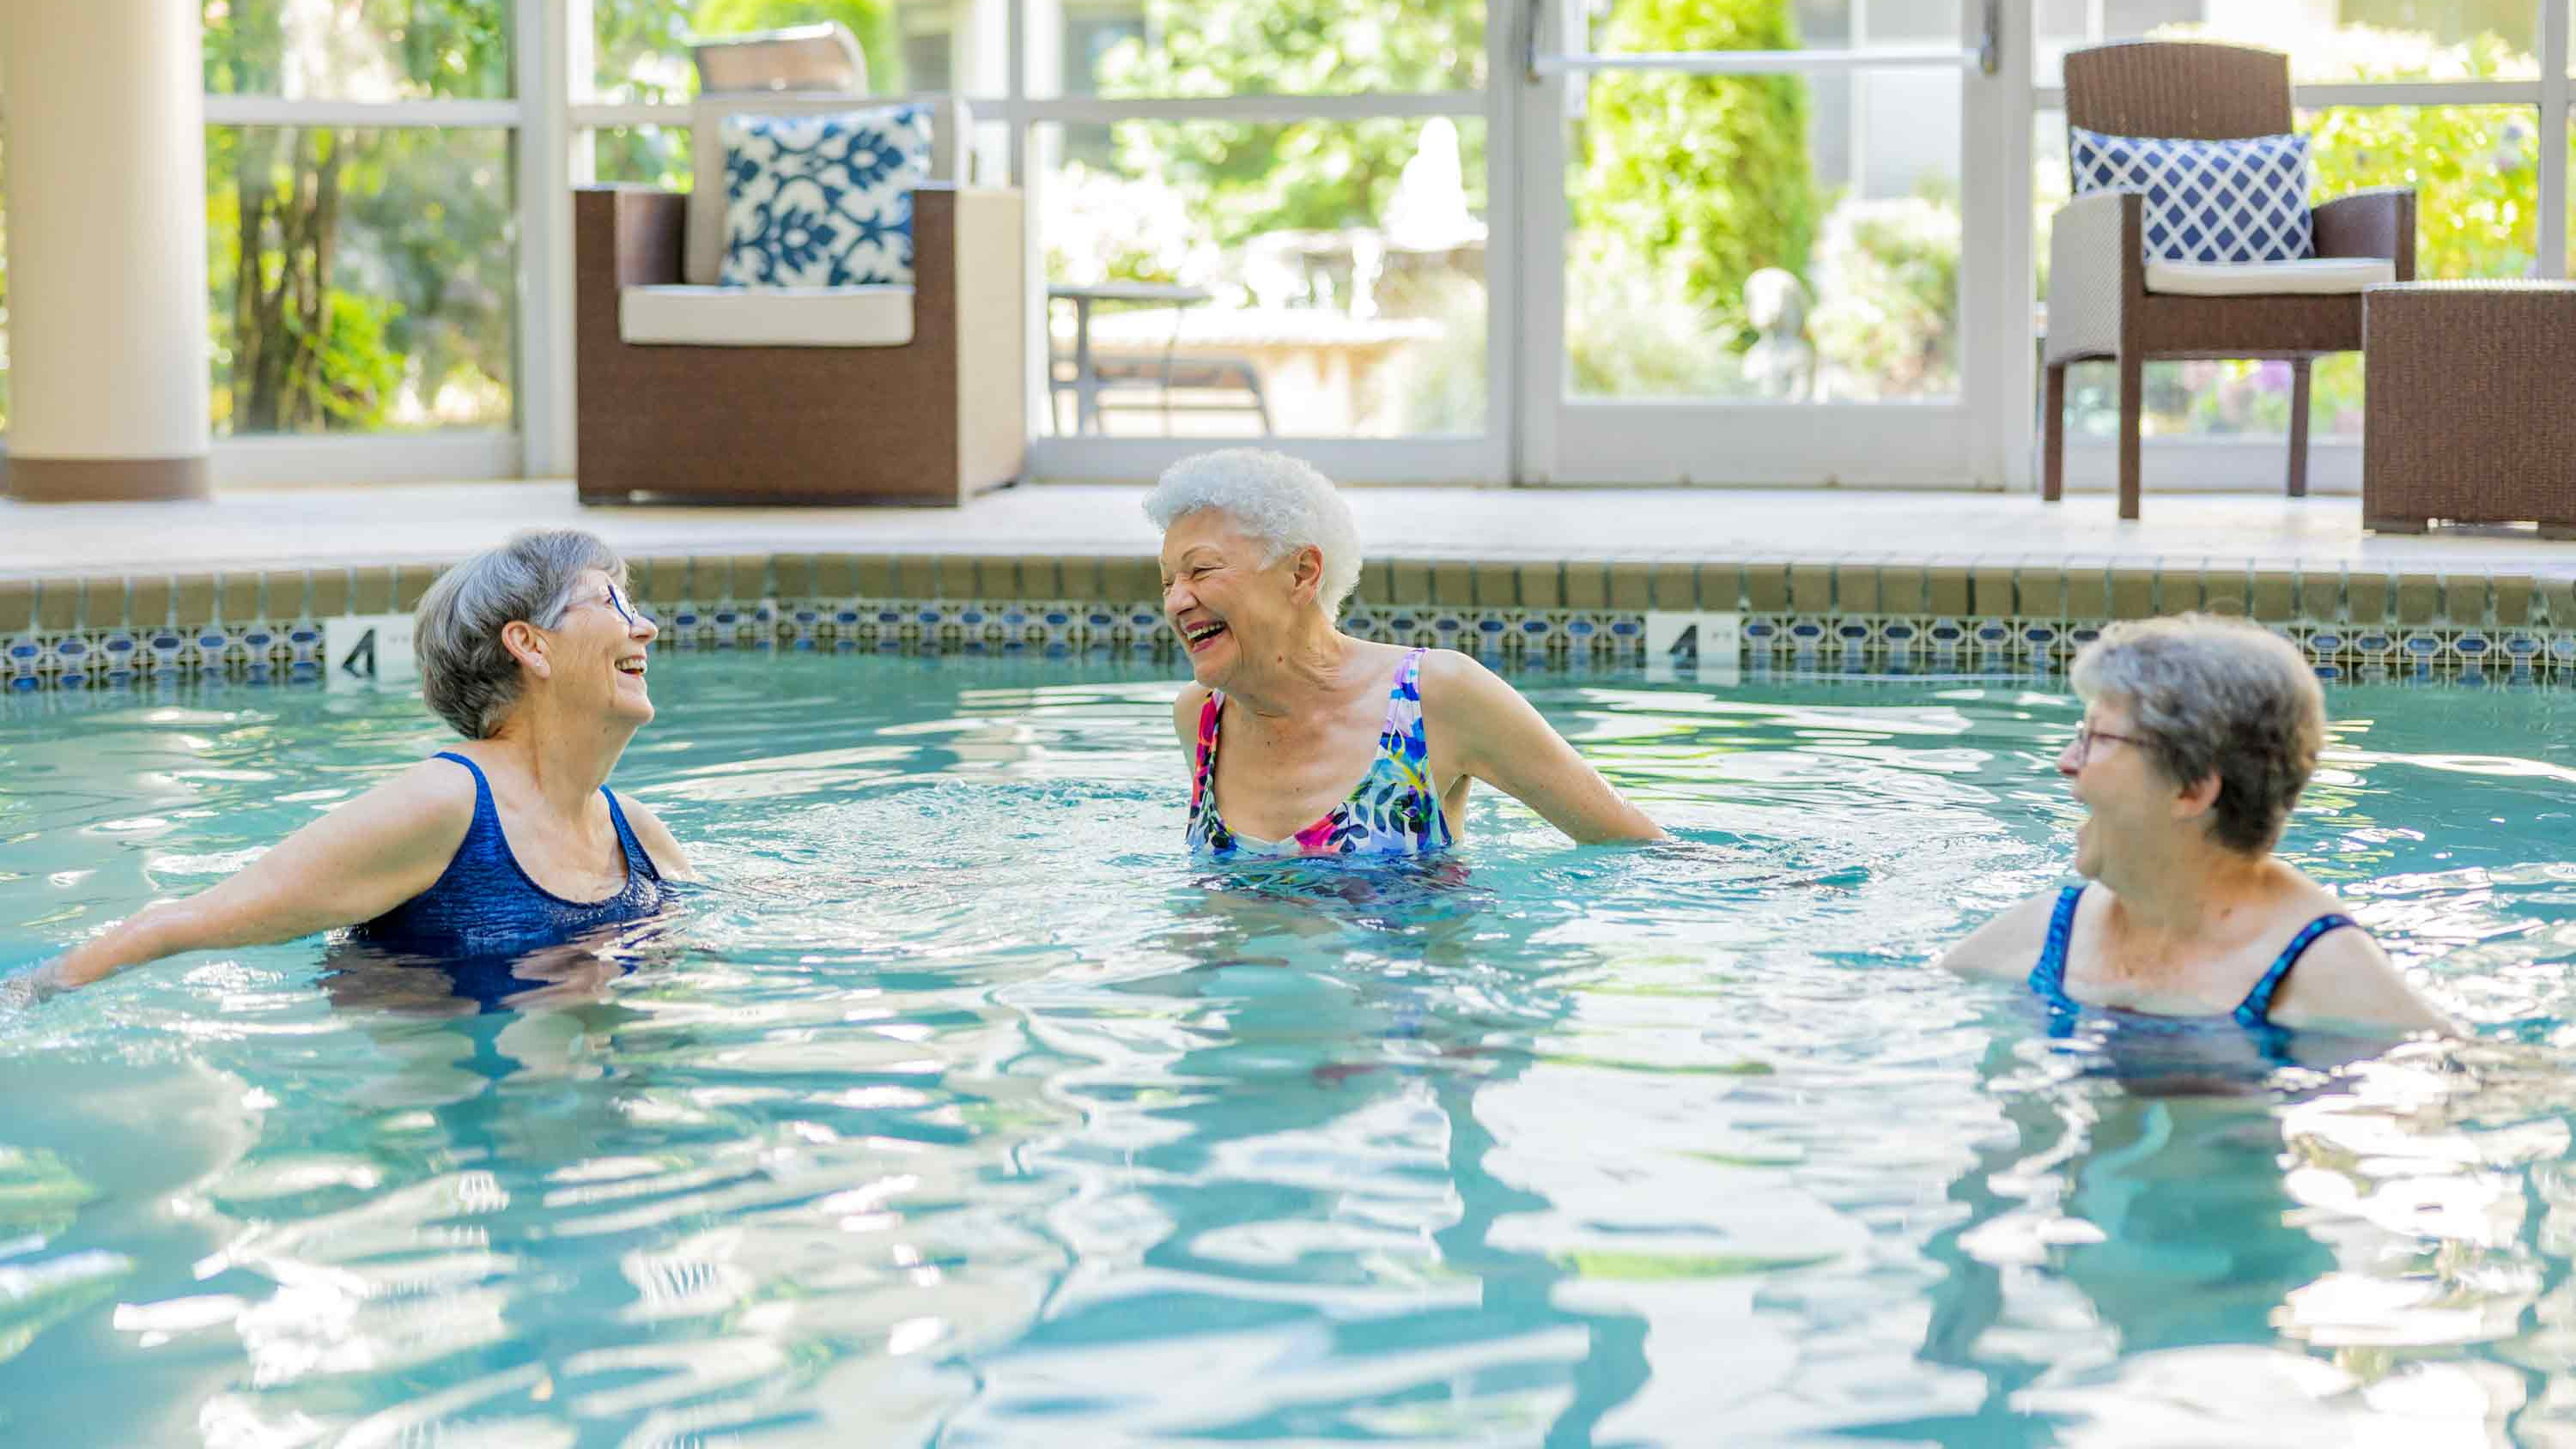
[0,661,2572,1444]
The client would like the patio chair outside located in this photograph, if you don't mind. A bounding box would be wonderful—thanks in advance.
[2042,40,2415,519]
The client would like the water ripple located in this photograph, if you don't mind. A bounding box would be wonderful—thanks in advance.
[3,662,2576,1444]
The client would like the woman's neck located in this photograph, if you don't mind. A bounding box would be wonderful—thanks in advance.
[484,706,632,816]
[2099,838,2276,947]
[1218,617,1358,720]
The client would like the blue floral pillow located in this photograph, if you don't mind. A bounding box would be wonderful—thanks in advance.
[720,106,932,288]
[2070,128,2313,264]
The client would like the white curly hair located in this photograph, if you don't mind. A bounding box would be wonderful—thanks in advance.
[1141,448,1364,616]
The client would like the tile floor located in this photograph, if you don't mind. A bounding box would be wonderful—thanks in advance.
[5,480,2575,579]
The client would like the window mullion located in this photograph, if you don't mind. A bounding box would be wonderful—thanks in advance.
[202,96,525,127]
[2544,0,2569,280]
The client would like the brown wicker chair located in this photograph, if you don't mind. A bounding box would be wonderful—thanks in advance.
[2042,41,2415,519]
[573,95,1024,506]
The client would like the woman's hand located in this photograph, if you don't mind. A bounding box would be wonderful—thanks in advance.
[0,958,72,1012]
[37,760,479,996]
[1423,652,1665,844]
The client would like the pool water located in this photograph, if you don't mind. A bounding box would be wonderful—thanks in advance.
[3,658,2575,1446]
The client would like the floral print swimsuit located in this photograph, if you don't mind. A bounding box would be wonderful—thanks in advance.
[1187,647,1455,858]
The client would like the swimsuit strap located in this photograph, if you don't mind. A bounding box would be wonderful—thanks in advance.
[436,749,656,889]
[2233,914,2359,1028]
[1189,688,1225,812]
[431,750,502,833]
[1378,647,1430,750]
[2026,884,2085,1011]
[600,787,663,883]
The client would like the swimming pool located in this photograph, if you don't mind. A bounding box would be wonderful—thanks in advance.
[2,658,2572,1445]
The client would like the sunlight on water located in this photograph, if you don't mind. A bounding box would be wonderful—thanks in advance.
[0,659,2573,1445]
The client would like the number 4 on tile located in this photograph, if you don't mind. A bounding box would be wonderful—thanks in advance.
[1645,611,1741,683]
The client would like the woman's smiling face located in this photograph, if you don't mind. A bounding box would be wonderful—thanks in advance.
[2061,695,2167,880]
[1159,510,1313,687]
[544,569,659,727]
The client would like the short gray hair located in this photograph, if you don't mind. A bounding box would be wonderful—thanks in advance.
[2069,613,2324,854]
[415,530,628,739]
[1142,448,1364,616]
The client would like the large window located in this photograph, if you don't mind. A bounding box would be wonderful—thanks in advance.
[1559,1,1966,406]
[165,1,2576,484]
[1032,2,1488,443]
[203,0,521,439]
[206,126,518,434]
[1565,68,1962,403]
[1036,117,1489,437]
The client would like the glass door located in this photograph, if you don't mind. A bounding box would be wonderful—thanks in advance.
[1518,0,2020,486]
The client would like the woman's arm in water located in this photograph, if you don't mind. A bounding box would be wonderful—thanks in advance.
[1933,889,2062,980]
[612,797,701,882]
[17,761,477,1000]
[2267,930,2459,1036]
[1421,652,1665,844]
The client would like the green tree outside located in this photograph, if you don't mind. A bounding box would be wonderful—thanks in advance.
[1575,0,1817,338]
[1091,0,1485,251]
[205,0,518,433]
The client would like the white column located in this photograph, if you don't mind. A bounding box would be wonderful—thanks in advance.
[520,0,578,478]
[1,0,212,500]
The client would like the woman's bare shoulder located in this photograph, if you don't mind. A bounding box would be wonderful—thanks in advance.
[1409,647,1514,709]
[2265,925,2457,1036]
[1935,888,2072,980]
[1170,682,1212,749]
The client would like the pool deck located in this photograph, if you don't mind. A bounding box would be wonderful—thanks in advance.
[5,477,2576,579]
[6,480,2576,689]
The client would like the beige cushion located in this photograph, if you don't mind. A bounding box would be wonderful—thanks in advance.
[619,284,914,348]
[2143,258,2396,296]
[685,94,969,287]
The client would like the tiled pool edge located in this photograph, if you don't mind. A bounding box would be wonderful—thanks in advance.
[7,553,2576,692]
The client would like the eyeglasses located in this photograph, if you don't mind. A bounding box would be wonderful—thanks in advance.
[568,583,653,630]
[2069,720,2148,768]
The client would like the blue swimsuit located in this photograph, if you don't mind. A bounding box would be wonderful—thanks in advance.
[2028,884,2357,1029]
[353,751,669,958]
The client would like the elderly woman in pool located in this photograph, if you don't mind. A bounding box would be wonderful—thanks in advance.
[9,529,696,1004]
[1151,449,1662,855]
[1939,614,2449,1035]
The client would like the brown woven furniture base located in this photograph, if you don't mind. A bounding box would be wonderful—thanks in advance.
[2363,282,2576,538]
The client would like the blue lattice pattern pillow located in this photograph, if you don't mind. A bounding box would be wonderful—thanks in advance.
[720,105,932,288]
[2070,128,2314,264]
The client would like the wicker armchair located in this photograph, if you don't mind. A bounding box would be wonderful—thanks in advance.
[2042,41,2415,519]
[574,74,1024,506]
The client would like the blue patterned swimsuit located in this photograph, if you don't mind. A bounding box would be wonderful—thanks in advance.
[1187,648,1454,858]
[353,751,671,957]
[2028,884,2359,1032]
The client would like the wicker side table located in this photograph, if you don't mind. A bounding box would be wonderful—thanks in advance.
[2363,281,2576,537]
